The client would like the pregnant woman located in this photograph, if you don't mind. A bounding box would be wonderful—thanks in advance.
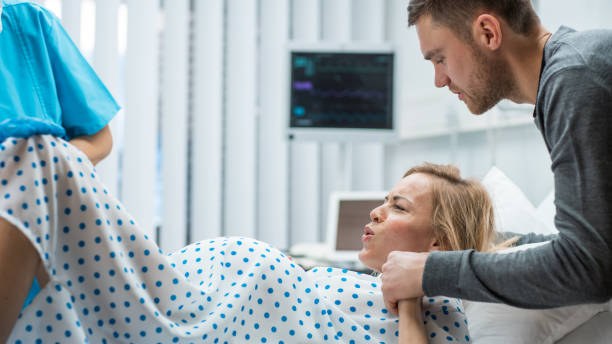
[0,135,495,343]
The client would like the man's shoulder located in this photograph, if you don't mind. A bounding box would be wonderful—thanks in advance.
[540,27,612,93]
[544,26,612,71]
[548,26,612,48]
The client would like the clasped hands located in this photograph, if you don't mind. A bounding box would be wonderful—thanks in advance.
[381,251,430,315]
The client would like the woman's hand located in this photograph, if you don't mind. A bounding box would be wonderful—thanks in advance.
[398,298,427,344]
[381,251,428,314]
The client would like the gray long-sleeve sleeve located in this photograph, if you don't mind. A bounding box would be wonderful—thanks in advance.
[422,27,612,308]
[497,231,558,246]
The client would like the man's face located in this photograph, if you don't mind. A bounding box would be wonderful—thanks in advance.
[415,15,514,114]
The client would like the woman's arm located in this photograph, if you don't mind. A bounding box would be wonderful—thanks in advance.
[398,298,428,344]
[69,125,113,166]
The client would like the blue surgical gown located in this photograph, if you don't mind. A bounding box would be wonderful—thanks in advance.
[0,0,120,142]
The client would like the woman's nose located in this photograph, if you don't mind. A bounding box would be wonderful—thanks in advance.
[370,206,384,223]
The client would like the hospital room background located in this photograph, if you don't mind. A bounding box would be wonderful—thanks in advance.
[30,0,612,254]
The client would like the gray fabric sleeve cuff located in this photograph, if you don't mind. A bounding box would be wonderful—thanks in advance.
[422,250,467,297]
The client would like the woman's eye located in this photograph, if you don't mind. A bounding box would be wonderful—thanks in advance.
[436,58,445,65]
[394,204,405,211]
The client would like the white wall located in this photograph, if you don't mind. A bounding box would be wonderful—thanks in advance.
[539,0,612,32]
[37,0,609,250]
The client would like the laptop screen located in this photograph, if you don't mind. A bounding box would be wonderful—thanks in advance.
[335,199,383,251]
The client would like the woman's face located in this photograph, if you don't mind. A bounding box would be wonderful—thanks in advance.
[358,173,438,271]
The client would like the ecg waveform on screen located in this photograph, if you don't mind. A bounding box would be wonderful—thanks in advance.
[290,52,394,129]
[292,83,386,100]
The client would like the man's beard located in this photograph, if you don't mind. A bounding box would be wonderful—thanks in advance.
[461,45,516,115]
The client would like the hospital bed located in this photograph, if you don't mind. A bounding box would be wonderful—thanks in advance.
[557,310,612,343]
[465,167,612,344]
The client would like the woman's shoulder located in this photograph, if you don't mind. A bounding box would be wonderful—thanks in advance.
[422,297,470,343]
[422,296,465,316]
[308,266,379,281]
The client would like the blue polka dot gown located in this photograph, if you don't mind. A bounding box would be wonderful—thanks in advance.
[2,135,470,343]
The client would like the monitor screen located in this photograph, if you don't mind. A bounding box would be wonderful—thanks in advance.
[289,51,394,131]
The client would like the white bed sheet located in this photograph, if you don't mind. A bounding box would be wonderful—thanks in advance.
[556,311,612,344]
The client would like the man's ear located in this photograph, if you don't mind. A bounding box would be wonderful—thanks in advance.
[473,14,503,51]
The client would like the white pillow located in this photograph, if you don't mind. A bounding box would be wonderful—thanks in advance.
[536,189,558,233]
[464,242,608,344]
[464,298,606,344]
[481,166,554,235]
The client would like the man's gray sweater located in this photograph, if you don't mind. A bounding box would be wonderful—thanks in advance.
[422,26,612,308]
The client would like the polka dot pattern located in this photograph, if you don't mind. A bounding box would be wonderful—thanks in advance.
[2,136,469,343]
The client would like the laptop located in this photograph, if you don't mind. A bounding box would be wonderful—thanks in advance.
[324,191,386,263]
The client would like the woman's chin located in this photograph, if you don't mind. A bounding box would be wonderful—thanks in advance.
[358,250,379,271]
[357,247,367,260]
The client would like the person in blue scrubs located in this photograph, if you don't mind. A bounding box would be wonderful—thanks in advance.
[0,0,119,154]
[0,1,119,339]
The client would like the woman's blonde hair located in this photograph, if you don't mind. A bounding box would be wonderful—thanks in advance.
[404,163,507,252]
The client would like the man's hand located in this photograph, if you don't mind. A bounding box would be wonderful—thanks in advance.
[381,251,429,314]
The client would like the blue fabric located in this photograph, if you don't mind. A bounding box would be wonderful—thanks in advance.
[0,0,120,142]
[22,277,40,310]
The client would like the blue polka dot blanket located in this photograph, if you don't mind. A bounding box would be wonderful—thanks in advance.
[2,135,470,343]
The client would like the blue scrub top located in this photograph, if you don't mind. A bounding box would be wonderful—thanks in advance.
[0,0,120,142]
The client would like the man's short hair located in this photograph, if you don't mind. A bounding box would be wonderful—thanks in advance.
[407,0,540,41]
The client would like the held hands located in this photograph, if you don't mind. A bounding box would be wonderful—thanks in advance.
[398,298,427,344]
[381,251,429,314]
